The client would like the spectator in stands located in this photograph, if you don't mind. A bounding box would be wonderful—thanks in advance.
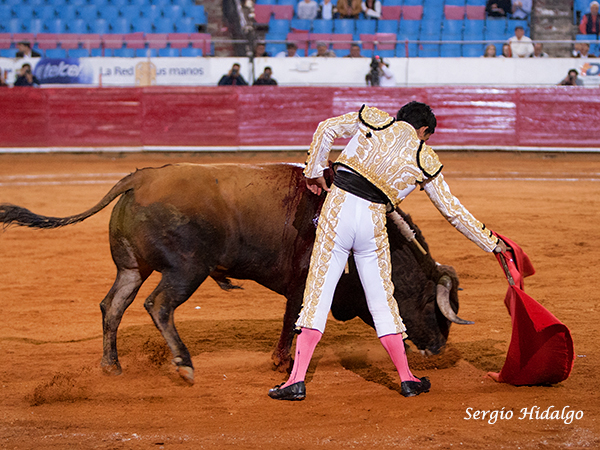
[500,43,512,57]
[559,69,583,86]
[508,26,534,57]
[485,0,512,17]
[311,41,336,57]
[530,42,549,58]
[337,0,361,19]
[361,0,381,20]
[511,0,532,20]
[14,64,39,87]
[572,42,596,57]
[483,44,497,57]
[277,42,301,57]
[319,0,335,19]
[253,66,278,85]
[15,42,41,59]
[297,0,319,20]
[579,1,600,35]
[345,43,363,57]
[218,63,249,86]
[254,42,270,57]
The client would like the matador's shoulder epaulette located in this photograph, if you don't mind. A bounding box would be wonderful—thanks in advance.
[417,143,443,178]
[358,104,395,131]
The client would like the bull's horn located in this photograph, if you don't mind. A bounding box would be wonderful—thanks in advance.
[436,275,474,325]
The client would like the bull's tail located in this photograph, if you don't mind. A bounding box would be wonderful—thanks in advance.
[0,172,137,230]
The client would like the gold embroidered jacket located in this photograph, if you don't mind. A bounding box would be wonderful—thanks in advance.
[304,105,499,252]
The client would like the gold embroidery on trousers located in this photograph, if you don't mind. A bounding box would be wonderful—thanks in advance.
[369,203,407,336]
[297,188,347,328]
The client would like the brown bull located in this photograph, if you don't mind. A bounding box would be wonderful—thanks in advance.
[0,163,469,384]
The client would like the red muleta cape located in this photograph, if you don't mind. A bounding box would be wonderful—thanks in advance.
[490,233,575,386]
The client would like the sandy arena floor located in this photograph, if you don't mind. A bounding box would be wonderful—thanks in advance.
[0,151,598,449]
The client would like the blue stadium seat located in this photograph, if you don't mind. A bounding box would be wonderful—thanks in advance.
[442,19,464,38]
[135,48,158,57]
[278,0,297,5]
[150,0,171,7]
[422,1,444,20]
[29,18,44,34]
[6,18,22,34]
[130,0,148,6]
[185,5,207,24]
[113,47,135,57]
[311,19,333,33]
[121,5,142,22]
[172,0,191,7]
[255,0,277,4]
[36,6,56,22]
[162,5,184,21]
[15,5,34,21]
[55,5,78,22]
[0,48,17,57]
[290,18,311,31]
[334,19,355,35]
[384,0,402,5]
[267,18,290,34]
[45,18,66,33]
[419,43,440,57]
[462,42,484,56]
[44,48,68,58]
[377,20,399,34]
[68,18,88,34]
[91,18,109,34]
[181,46,202,56]
[67,0,87,6]
[403,0,423,5]
[68,48,90,58]
[420,19,442,38]
[107,0,128,7]
[466,0,486,4]
[98,5,120,23]
[464,19,484,38]
[141,5,161,21]
[28,0,46,6]
[266,42,285,55]
[79,5,98,23]
[111,17,131,34]
[355,19,376,36]
[175,17,197,33]
[0,6,11,23]
[485,18,507,39]
[446,0,466,5]
[154,17,175,33]
[158,47,180,57]
[440,43,462,57]
[131,16,153,32]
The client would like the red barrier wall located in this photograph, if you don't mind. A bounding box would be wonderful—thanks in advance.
[1,86,599,150]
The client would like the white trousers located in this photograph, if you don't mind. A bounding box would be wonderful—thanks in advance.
[296,185,406,338]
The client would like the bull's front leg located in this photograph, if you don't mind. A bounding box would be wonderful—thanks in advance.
[272,287,305,373]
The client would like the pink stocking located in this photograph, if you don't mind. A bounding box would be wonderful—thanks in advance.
[380,333,420,383]
[281,327,322,388]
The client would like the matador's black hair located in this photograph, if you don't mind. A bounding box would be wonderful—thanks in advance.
[396,101,437,135]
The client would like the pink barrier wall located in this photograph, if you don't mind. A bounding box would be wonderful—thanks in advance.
[1,86,598,149]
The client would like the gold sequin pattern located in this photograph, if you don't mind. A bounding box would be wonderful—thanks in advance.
[369,203,407,336]
[297,187,347,329]
[359,105,395,129]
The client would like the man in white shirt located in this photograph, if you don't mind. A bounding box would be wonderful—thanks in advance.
[320,0,334,19]
[297,0,319,20]
[508,26,534,58]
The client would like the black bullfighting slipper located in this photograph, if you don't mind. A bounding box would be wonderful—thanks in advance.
[268,381,306,401]
[400,376,431,398]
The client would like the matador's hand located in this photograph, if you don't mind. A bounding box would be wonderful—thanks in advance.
[306,176,330,195]
[494,238,509,253]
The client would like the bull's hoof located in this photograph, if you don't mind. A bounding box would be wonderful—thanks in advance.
[271,353,292,374]
[176,365,195,385]
[101,362,122,376]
